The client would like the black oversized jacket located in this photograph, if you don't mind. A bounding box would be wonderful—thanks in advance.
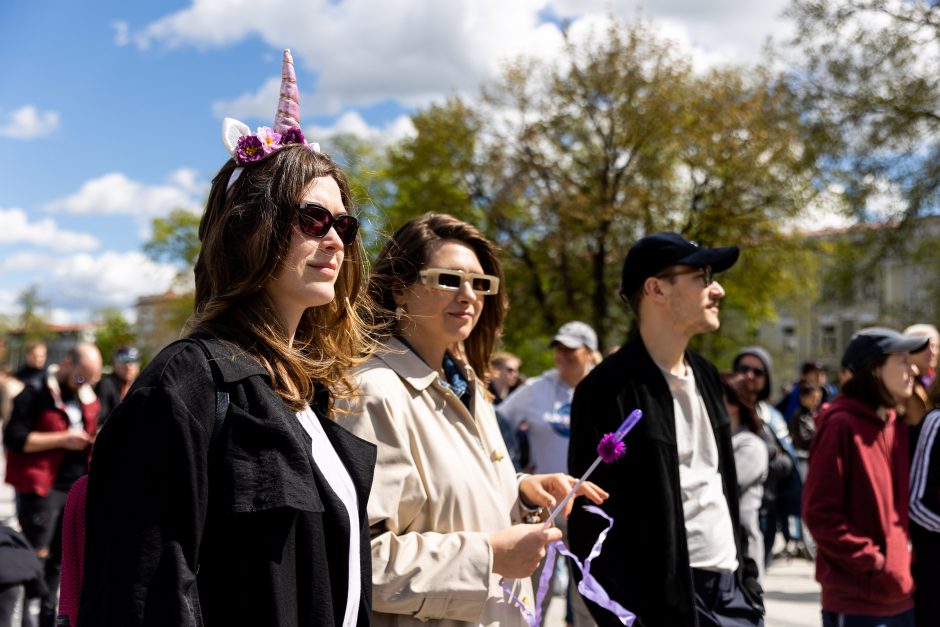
[78,337,376,627]
[567,331,762,627]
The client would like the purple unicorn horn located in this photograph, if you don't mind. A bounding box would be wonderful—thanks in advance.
[273,48,301,134]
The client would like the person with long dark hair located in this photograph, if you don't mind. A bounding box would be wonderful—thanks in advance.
[76,50,377,627]
[722,373,770,582]
[338,212,606,627]
[803,327,928,627]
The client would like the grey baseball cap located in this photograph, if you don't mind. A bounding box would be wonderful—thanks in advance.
[550,321,598,351]
[841,327,929,373]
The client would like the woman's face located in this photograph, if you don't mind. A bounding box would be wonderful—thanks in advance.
[879,352,917,404]
[396,240,485,351]
[265,175,346,325]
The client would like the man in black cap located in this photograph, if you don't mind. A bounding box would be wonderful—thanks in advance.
[568,232,764,626]
[94,346,140,429]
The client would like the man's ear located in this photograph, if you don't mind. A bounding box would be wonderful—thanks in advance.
[644,276,667,303]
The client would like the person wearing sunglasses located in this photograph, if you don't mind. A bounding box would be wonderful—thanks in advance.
[567,232,765,627]
[4,343,102,627]
[78,50,376,627]
[732,347,803,566]
[337,212,607,627]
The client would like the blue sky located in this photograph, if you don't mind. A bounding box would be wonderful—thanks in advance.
[0,0,794,323]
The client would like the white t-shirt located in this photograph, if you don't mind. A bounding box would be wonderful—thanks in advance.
[499,369,572,473]
[295,405,360,627]
[657,363,739,572]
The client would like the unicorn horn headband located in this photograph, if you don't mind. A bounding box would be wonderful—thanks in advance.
[221,48,320,192]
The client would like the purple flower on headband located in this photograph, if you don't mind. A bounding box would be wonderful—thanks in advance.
[257,127,282,153]
[597,433,626,463]
[281,126,306,146]
[235,135,266,163]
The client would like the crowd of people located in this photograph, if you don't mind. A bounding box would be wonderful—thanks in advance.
[0,48,938,627]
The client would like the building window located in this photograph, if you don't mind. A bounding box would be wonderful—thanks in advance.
[821,325,837,356]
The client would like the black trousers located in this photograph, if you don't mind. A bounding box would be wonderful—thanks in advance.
[16,490,68,627]
[691,568,764,627]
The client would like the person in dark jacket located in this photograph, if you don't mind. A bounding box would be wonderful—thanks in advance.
[568,232,764,627]
[78,49,377,627]
[94,345,140,429]
[909,376,940,627]
[803,327,928,627]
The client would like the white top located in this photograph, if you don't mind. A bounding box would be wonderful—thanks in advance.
[499,369,572,473]
[658,363,739,572]
[295,405,360,627]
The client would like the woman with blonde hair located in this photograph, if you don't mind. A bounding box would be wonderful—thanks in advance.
[339,212,606,627]
[77,50,376,627]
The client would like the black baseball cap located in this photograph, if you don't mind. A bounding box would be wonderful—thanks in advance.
[841,327,929,373]
[620,232,740,297]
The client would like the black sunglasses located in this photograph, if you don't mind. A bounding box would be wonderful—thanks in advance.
[736,364,767,378]
[298,203,359,246]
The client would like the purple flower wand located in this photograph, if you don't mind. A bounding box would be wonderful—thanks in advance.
[541,409,643,529]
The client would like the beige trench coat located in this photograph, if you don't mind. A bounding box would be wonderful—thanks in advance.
[337,338,534,627]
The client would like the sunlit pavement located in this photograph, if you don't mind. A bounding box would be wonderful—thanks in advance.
[544,556,821,627]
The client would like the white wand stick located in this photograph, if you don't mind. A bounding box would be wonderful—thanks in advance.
[542,409,643,530]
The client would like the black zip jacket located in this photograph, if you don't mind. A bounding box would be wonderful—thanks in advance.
[78,337,376,627]
[567,331,763,627]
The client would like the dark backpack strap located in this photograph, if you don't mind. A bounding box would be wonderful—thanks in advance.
[185,337,230,446]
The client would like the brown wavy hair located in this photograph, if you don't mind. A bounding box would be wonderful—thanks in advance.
[370,212,506,379]
[189,145,376,413]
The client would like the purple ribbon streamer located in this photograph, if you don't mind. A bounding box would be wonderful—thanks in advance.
[500,505,636,626]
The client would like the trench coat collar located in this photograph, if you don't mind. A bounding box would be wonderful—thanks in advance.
[376,336,442,392]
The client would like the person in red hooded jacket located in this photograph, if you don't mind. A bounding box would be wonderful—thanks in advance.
[803,327,928,627]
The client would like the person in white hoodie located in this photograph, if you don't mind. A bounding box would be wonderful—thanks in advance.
[500,321,599,626]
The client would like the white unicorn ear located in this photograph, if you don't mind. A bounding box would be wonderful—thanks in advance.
[222,117,251,157]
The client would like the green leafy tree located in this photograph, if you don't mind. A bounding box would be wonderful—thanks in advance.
[378,19,820,369]
[787,0,940,224]
[143,208,201,283]
[785,0,940,312]
[93,307,137,366]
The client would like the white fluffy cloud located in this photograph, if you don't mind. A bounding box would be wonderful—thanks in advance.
[135,0,792,123]
[44,169,205,222]
[0,105,61,139]
[0,251,178,314]
[308,112,415,146]
[0,208,99,252]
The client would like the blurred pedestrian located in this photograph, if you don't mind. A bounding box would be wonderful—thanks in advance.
[3,343,101,627]
[776,360,835,419]
[338,213,607,627]
[788,382,823,454]
[488,351,523,405]
[499,321,599,625]
[733,347,802,563]
[15,341,47,387]
[908,375,940,627]
[902,323,938,449]
[0,366,24,427]
[722,373,770,582]
[568,233,763,626]
[94,345,140,429]
[78,49,376,627]
[803,327,927,627]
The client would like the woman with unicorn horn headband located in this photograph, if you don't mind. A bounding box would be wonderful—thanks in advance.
[75,49,378,627]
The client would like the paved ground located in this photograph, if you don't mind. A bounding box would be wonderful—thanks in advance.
[545,556,821,626]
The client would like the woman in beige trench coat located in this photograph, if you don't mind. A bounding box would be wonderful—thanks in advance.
[338,213,606,627]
